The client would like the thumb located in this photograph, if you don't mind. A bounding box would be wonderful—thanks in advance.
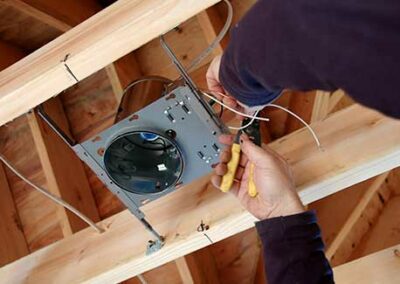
[240,135,271,167]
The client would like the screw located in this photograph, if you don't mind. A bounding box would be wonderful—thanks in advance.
[197,220,209,232]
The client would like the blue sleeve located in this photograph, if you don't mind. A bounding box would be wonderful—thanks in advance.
[256,211,334,284]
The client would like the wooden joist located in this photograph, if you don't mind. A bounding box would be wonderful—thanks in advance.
[27,103,100,236]
[0,163,29,266]
[1,39,100,237]
[2,0,101,32]
[326,172,391,266]
[1,104,400,283]
[0,0,220,127]
[333,244,400,284]
[176,249,220,284]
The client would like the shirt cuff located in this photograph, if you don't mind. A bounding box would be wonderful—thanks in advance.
[255,210,318,242]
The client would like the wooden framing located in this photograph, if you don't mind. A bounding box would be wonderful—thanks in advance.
[0,163,29,266]
[2,0,100,31]
[1,39,100,238]
[0,0,219,127]
[1,104,400,283]
[1,0,400,282]
[326,172,390,265]
[333,244,400,283]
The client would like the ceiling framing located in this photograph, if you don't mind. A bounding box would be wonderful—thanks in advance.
[0,0,399,283]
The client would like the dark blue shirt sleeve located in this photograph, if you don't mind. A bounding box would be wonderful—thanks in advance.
[220,0,400,118]
[256,211,334,284]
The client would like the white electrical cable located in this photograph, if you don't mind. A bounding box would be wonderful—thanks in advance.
[187,0,233,72]
[0,155,104,234]
[228,110,260,130]
[267,103,321,147]
[202,91,270,122]
[202,91,321,148]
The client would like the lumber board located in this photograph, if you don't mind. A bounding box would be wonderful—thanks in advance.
[285,91,315,133]
[349,193,400,262]
[0,163,29,266]
[326,172,390,266]
[308,178,373,248]
[27,103,100,236]
[0,3,61,50]
[0,40,64,251]
[196,6,227,56]
[210,227,261,284]
[135,17,212,79]
[333,244,400,284]
[1,104,400,283]
[0,41,26,70]
[2,0,70,32]
[310,91,331,123]
[105,53,142,103]
[2,0,100,32]
[2,39,100,237]
[0,0,220,127]
[176,249,220,284]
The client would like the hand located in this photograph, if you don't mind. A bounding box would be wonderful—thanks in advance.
[211,134,305,220]
[206,55,240,112]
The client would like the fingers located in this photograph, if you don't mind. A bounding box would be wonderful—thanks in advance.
[214,157,246,179]
[211,174,240,196]
[206,56,225,95]
[219,134,234,146]
[240,135,275,167]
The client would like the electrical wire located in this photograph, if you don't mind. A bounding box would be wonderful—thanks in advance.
[266,103,321,147]
[187,0,233,72]
[0,155,104,234]
[121,76,173,101]
[228,110,260,130]
[201,91,321,148]
[201,91,270,122]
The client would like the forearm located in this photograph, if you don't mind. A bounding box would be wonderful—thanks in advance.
[220,0,400,118]
[256,211,334,284]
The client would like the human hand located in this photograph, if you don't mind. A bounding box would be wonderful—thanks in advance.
[211,134,305,220]
[206,55,240,112]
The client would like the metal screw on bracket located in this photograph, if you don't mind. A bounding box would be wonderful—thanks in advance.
[197,220,209,232]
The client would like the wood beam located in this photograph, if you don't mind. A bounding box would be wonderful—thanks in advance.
[348,186,400,262]
[0,163,29,266]
[285,91,315,133]
[196,5,228,57]
[326,172,391,266]
[176,249,220,284]
[1,39,100,236]
[333,244,400,284]
[0,41,27,69]
[310,91,331,123]
[286,89,346,134]
[0,0,220,127]
[1,105,400,283]
[2,0,101,32]
[104,53,142,104]
[27,103,100,236]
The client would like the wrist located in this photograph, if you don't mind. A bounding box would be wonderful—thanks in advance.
[257,194,305,220]
[270,197,305,219]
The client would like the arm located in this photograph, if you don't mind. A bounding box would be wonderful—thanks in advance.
[256,212,333,284]
[212,135,334,284]
[210,0,400,118]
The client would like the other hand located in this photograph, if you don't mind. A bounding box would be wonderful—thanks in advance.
[206,55,240,112]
